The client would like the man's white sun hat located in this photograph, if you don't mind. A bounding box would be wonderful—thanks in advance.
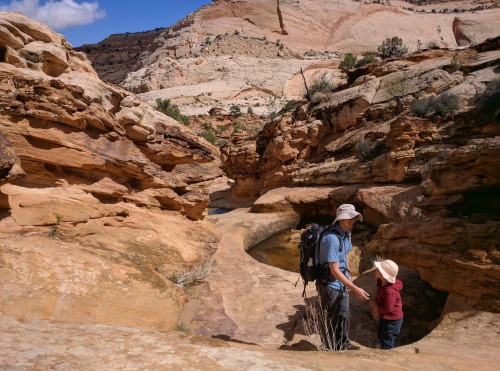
[333,204,363,225]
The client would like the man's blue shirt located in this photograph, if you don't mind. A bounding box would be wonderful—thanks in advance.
[316,224,352,290]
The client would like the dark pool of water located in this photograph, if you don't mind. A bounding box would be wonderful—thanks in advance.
[208,208,231,215]
[248,230,301,273]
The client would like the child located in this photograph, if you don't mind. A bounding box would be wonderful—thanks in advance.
[369,259,403,350]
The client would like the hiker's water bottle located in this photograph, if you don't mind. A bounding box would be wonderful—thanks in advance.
[307,258,313,266]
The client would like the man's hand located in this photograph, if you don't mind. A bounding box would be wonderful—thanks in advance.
[353,286,370,301]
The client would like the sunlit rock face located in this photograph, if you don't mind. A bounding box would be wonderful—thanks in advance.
[78,0,500,117]
[0,11,222,330]
[221,38,500,310]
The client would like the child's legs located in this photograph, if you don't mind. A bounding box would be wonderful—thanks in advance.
[378,318,403,349]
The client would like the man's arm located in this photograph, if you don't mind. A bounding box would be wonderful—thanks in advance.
[329,262,370,301]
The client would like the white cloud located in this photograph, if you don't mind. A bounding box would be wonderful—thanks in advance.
[0,0,106,29]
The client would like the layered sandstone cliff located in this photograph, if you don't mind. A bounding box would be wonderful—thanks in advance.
[0,11,222,331]
[221,39,500,310]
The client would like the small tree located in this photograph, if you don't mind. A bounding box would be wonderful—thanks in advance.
[378,36,409,59]
[156,98,190,126]
[339,53,357,73]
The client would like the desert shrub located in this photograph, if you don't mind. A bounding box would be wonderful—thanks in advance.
[229,105,242,116]
[201,130,216,144]
[378,36,409,59]
[410,92,459,117]
[278,100,301,115]
[433,92,459,116]
[156,98,190,126]
[308,77,335,97]
[385,71,412,101]
[427,41,439,49]
[410,98,433,117]
[356,139,383,161]
[339,53,357,73]
[201,122,213,131]
[167,257,217,288]
[475,79,500,121]
[450,53,461,69]
[215,124,226,134]
[48,213,62,238]
[355,52,376,68]
[247,106,254,115]
[232,124,243,134]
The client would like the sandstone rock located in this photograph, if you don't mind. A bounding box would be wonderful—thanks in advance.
[0,12,221,220]
[366,218,500,310]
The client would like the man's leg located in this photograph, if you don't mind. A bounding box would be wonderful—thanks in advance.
[322,286,349,350]
[333,289,350,350]
[316,283,335,349]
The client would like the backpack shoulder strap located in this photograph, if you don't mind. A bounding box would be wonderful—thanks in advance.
[321,226,344,252]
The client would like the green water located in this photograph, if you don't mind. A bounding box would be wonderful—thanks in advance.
[248,230,301,273]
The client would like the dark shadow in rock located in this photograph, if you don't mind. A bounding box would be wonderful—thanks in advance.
[211,334,258,346]
[279,339,317,351]
[350,266,448,348]
[275,303,305,343]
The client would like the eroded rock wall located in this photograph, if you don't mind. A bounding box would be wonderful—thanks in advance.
[222,39,500,310]
[0,12,222,330]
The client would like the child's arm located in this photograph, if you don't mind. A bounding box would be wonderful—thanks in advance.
[371,307,379,320]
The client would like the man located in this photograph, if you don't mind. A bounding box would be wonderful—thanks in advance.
[316,204,370,350]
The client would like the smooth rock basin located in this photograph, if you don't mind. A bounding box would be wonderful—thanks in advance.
[248,230,300,273]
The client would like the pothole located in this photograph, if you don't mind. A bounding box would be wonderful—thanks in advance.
[247,223,448,350]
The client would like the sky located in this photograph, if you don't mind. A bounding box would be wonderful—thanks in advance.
[0,0,212,47]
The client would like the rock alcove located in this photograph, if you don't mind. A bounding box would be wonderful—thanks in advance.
[247,215,449,349]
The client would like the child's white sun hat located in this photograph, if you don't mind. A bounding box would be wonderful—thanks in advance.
[374,260,398,283]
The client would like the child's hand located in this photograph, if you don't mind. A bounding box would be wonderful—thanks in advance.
[371,308,379,320]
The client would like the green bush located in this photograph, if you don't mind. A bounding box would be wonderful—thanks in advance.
[156,98,190,126]
[356,139,383,161]
[378,36,409,59]
[215,124,226,134]
[247,107,254,115]
[475,79,500,121]
[308,77,335,97]
[201,130,216,144]
[229,105,242,116]
[201,122,213,131]
[232,124,243,135]
[355,52,376,68]
[339,53,357,73]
